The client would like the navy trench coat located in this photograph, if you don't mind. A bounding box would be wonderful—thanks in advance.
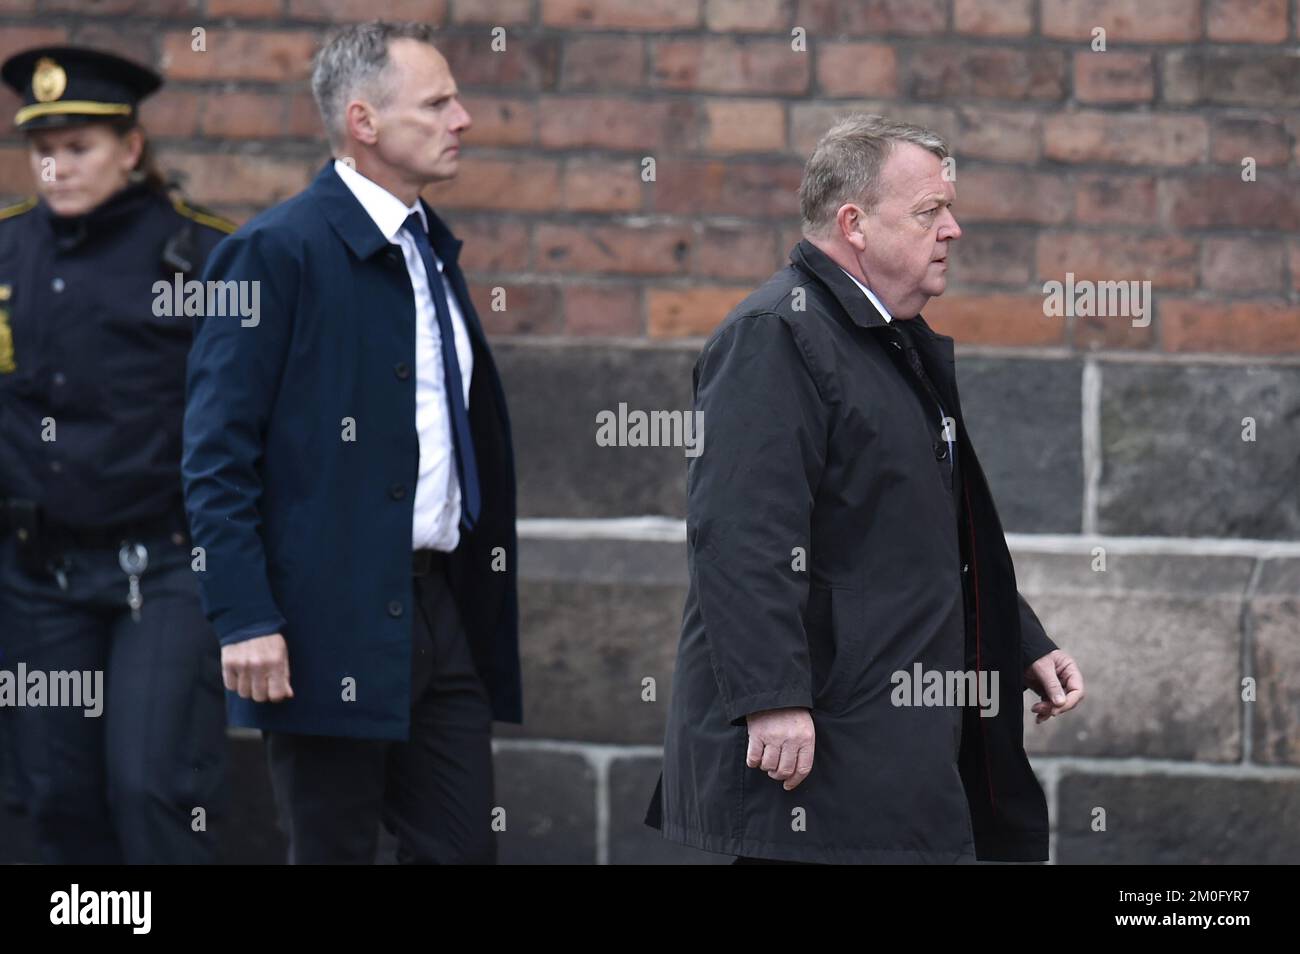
[183,162,521,740]
[646,239,1057,863]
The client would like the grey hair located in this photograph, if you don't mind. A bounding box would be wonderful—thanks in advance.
[798,114,949,238]
[311,20,441,149]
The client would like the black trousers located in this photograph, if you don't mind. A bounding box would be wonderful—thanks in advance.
[265,554,496,864]
[0,530,227,864]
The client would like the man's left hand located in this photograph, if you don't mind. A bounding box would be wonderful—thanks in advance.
[1024,650,1085,724]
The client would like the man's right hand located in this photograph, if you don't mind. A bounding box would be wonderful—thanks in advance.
[745,707,815,791]
[221,633,294,703]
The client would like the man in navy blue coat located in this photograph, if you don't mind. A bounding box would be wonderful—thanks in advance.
[182,22,520,863]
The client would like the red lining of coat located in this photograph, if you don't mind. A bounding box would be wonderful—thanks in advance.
[962,476,997,813]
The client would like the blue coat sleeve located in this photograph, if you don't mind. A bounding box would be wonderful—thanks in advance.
[182,227,297,645]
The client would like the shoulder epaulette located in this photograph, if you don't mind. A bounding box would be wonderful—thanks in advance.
[170,196,237,234]
[0,197,37,222]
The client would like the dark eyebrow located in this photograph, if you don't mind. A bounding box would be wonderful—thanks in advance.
[914,194,951,209]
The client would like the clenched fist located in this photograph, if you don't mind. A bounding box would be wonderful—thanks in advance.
[745,707,815,791]
[221,632,294,703]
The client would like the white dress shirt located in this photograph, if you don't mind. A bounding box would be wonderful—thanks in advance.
[838,266,893,323]
[333,159,473,552]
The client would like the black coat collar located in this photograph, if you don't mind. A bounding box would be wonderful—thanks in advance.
[789,237,953,354]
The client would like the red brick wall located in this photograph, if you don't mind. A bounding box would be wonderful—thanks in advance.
[1,0,1297,352]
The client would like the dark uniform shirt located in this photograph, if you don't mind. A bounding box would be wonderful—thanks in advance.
[0,183,233,529]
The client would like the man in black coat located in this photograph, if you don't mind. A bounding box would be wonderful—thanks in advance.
[646,114,1085,864]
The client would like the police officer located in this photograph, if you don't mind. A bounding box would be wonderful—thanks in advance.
[0,46,233,863]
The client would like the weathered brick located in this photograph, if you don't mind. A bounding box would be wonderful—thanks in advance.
[648,286,752,336]
[907,46,1068,101]
[701,99,787,153]
[952,107,1041,162]
[1044,111,1207,165]
[1201,237,1286,293]
[425,158,562,211]
[789,102,955,156]
[1207,0,1288,42]
[0,147,32,201]
[649,159,804,217]
[285,92,324,138]
[652,38,810,95]
[158,152,314,206]
[923,293,1066,345]
[537,223,694,276]
[1161,50,1300,107]
[693,225,782,280]
[46,0,189,11]
[161,30,317,82]
[450,218,530,273]
[561,158,642,212]
[1160,299,1300,353]
[794,0,947,35]
[539,96,702,150]
[1211,116,1293,167]
[208,0,282,16]
[955,167,1072,225]
[66,25,153,65]
[705,0,791,32]
[450,0,533,24]
[542,0,701,29]
[953,0,1033,36]
[1162,174,1300,231]
[286,0,445,20]
[946,228,1034,287]
[815,42,898,98]
[1040,0,1202,42]
[1073,308,1156,350]
[461,95,536,147]
[139,87,204,137]
[201,90,287,139]
[0,27,66,65]
[440,35,560,91]
[470,282,563,336]
[1036,231,1198,289]
[1073,51,1154,103]
[1291,239,1300,292]
[560,36,646,90]
[562,284,644,336]
[1074,174,1159,225]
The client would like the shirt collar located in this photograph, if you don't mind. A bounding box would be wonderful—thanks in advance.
[332,159,427,242]
[837,266,893,323]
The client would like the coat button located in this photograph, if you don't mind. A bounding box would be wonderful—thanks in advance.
[962,563,969,575]
[934,439,949,460]
[51,277,65,293]
[52,371,66,387]
[389,483,406,500]
[387,600,403,618]
[394,362,410,380]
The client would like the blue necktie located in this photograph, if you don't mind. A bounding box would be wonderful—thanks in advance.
[402,212,481,531]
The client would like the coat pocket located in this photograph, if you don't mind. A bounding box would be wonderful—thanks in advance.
[805,584,865,714]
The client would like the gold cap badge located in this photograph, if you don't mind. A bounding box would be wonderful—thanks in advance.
[32,57,67,103]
